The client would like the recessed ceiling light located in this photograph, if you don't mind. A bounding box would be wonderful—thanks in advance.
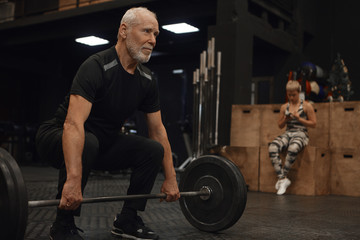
[172,69,184,74]
[75,36,109,46]
[162,23,199,34]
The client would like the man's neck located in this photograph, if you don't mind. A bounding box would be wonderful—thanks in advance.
[115,43,138,74]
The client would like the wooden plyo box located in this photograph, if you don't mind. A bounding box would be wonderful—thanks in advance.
[259,104,283,146]
[59,0,112,11]
[218,146,259,191]
[331,148,360,197]
[259,146,330,195]
[59,0,77,11]
[308,103,330,148]
[230,105,261,147]
[0,2,15,23]
[330,101,360,149]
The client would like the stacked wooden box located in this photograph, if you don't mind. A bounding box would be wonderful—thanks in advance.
[59,0,112,11]
[329,102,360,197]
[227,102,360,197]
[217,146,259,192]
[0,1,15,23]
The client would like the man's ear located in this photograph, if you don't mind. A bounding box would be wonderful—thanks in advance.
[119,23,127,39]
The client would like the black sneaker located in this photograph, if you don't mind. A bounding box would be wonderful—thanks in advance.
[49,219,84,240]
[111,214,159,240]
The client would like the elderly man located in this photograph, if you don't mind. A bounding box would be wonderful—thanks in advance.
[36,7,179,240]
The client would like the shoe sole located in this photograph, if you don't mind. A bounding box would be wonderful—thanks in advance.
[111,228,158,240]
[111,230,139,240]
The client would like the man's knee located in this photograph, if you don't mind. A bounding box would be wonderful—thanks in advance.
[147,140,164,166]
[82,132,99,166]
[35,125,63,168]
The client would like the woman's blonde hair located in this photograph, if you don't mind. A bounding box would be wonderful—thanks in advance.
[286,80,301,92]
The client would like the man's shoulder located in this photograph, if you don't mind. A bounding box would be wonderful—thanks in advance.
[136,63,153,81]
[86,46,118,71]
[93,46,116,58]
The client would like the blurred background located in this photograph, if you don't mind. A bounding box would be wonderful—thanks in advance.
[1,0,359,166]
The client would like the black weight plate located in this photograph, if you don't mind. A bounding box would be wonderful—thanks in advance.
[179,155,247,232]
[0,148,28,240]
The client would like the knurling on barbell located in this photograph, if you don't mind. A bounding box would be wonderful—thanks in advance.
[0,147,247,240]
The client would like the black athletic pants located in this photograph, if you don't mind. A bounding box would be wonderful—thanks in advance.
[35,119,164,217]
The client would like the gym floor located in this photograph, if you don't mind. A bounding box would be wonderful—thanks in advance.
[22,166,360,240]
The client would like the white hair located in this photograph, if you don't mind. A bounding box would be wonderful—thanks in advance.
[120,7,157,28]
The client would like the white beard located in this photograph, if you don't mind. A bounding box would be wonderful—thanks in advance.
[126,39,152,63]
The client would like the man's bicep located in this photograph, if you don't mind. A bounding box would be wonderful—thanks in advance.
[145,111,164,133]
[70,57,103,103]
[66,94,93,124]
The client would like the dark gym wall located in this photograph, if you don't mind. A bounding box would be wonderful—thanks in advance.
[325,0,360,97]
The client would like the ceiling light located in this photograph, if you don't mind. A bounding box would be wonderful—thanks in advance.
[162,23,199,34]
[75,36,109,46]
[172,69,184,74]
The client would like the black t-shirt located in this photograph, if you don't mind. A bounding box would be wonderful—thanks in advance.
[54,46,160,148]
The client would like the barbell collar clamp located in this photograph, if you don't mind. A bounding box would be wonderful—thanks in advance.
[199,186,212,200]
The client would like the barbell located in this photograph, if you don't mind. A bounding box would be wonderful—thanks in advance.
[0,147,247,240]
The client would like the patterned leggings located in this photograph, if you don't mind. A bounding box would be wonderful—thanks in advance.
[268,131,309,179]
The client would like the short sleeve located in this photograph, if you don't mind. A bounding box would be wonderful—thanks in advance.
[139,77,161,113]
[70,56,103,103]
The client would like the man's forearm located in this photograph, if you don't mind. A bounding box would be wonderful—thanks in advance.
[160,139,176,180]
[149,130,176,180]
[62,120,84,180]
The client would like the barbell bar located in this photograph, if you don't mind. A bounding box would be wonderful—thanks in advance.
[28,187,211,208]
[0,147,247,240]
